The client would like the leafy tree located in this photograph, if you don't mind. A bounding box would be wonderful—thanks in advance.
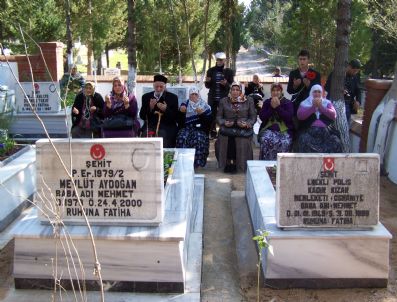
[0,0,65,52]
[365,0,397,77]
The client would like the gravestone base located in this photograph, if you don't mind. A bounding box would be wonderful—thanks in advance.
[9,108,72,142]
[246,161,392,289]
[0,146,36,232]
[11,149,202,294]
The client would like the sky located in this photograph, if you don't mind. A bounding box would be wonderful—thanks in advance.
[238,0,252,8]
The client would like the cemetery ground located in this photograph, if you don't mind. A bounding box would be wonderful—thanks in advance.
[0,142,396,301]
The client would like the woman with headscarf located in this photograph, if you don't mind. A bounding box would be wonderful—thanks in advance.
[297,84,342,153]
[71,81,104,138]
[176,87,212,168]
[216,82,256,173]
[102,76,139,138]
[258,82,294,160]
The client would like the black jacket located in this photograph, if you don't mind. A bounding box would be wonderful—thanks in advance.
[139,90,179,129]
[245,82,264,97]
[324,71,361,104]
[71,92,104,127]
[287,68,321,113]
[204,65,234,101]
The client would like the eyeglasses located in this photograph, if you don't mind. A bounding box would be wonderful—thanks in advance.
[313,90,322,93]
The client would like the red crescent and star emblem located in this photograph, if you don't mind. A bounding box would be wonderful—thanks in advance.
[34,83,40,91]
[323,157,335,172]
[90,144,106,160]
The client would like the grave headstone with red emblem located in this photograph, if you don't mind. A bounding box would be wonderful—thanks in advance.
[15,82,61,113]
[35,138,164,226]
[276,153,379,228]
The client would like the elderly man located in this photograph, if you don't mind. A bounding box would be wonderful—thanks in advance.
[325,59,362,123]
[205,52,234,139]
[140,74,179,147]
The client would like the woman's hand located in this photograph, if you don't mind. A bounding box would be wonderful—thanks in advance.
[90,106,97,113]
[195,107,204,115]
[225,120,234,127]
[237,120,250,128]
[180,105,187,113]
[270,97,280,108]
[313,98,322,108]
[105,95,111,109]
[123,95,130,109]
[72,107,79,115]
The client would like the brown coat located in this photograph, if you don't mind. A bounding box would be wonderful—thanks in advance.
[216,97,257,172]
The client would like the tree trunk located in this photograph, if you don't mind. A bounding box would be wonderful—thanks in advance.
[65,0,73,72]
[96,56,102,75]
[200,0,210,84]
[182,0,197,83]
[169,0,183,84]
[127,0,137,94]
[105,44,110,68]
[87,0,93,75]
[225,0,234,68]
[0,0,3,43]
[330,0,352,152]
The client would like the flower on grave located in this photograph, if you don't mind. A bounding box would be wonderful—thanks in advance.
[306,71,316,81]
[0,143,4,149]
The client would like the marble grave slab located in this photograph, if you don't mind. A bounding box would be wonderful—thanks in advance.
[36,138,164,226]
[245,161,392,288]
[11,149,199,293]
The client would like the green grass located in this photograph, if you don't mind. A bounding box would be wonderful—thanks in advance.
[109,50,128,70]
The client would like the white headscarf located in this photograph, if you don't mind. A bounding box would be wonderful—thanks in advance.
[186,86,211,118]
[300,84,331,119]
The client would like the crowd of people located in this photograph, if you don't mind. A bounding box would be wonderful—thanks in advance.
[68,48,362,173]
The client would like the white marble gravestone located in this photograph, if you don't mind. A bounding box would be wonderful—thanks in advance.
[276,153,379,228]
[11,148,201,294]
[245,160,392,289]
[10,82,70,141]
[15,82,61,113]
[36,138,164,225]
[104,68,121,77]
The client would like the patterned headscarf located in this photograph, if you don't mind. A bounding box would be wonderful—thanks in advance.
[111,76,127,99]
[185,86,211,119]
[229,82,246,102]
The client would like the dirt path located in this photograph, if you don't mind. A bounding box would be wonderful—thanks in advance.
[235,48,274,77]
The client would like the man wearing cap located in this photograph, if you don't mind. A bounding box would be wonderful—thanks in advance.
[325,59,362,122]
[205,52,234,139]
[140,74,179,147]
[71,82,104,138]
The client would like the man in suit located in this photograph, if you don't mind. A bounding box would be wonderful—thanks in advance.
[140,74,179,147]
